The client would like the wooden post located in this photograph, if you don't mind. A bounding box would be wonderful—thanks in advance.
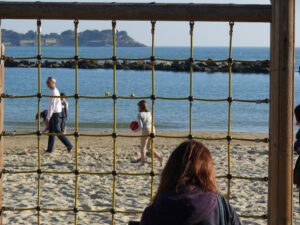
[0,19,3,225]
[269,0,295,224]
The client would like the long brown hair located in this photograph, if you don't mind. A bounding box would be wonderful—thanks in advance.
[152,140,218,203]
[138,100,150,112]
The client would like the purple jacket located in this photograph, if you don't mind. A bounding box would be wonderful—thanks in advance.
[140,187,241,225]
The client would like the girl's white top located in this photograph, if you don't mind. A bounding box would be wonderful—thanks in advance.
[137,112,153,131]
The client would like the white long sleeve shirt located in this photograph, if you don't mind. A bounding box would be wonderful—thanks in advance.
[136,112,153,132]
[47,87,62,120]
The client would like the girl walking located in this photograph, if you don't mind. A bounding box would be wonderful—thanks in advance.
[135,100,162,166]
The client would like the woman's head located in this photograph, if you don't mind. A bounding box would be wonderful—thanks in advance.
[153,140,218,203]
[137,100,149,112]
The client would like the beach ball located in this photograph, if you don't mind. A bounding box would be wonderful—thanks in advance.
[130,121,139,131]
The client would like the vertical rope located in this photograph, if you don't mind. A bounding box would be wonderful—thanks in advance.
[36,18,42,225]
[227,21,234,201]
[111,20,117,225]
[74,19,79,225]
[189,22,194,137]
[150,21,156,201]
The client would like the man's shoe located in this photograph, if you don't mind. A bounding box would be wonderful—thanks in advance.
[67,147,73,153]
[45,150,53,153]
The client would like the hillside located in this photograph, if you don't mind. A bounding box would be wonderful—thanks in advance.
[2,29,146,47]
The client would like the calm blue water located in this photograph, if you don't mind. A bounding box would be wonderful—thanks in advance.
[3,46,300,132]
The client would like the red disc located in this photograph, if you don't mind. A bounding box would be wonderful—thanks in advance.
[130,121,139,131]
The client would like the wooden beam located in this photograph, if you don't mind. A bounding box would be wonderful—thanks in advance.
[268,0,295,224]
[0,2,271,22]
[0,19,3,225]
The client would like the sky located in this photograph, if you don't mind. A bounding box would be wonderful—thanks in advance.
[1,0,299,47]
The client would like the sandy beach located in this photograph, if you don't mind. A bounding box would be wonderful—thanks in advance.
[1,130,299,225]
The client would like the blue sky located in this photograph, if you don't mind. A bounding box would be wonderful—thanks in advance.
[1,0,299,47]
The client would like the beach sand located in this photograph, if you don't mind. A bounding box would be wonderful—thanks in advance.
[1,130,299,225]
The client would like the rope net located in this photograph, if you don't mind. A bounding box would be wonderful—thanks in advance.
[0,19,269,224]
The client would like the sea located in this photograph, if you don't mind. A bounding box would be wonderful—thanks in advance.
[3,46,300,133]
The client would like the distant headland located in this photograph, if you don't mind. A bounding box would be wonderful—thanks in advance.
[2,29,146,47]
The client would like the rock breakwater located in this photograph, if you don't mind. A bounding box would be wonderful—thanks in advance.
[4,59,271,74]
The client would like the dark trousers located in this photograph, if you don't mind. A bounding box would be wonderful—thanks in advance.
[47,113,73,152]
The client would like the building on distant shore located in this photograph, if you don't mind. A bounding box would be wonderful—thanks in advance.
[20,40,36,46]
[45,38,57,46]
[2,42,11,46]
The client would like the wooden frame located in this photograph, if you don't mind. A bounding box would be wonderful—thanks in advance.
[269,0,295,224]
[0,1,296,225]
[0,2,271,22]
[0,20,3,225]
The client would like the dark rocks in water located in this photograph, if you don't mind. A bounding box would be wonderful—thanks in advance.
[5,60,19,67]
[3,59,271,74]
[79,60,101,69]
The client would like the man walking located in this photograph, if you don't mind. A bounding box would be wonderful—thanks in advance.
[45,77,73,153]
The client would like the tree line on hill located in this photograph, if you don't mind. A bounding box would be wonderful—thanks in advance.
[2,29,146,47]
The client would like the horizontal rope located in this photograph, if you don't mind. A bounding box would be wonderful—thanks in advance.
[1,169,36,174]
[193,136,227,141]
[1,94,37,99]
[232,175,268,181]
[80,172,112,175]
[231,137,269,143]
[0,206,267,219]
[1,169,267,181]
[79,57,112,61]
[194,59,228,63]
[2,207,36,211]
[156,96,188,100]
[78,96,112,99]
[1,131,268,143]
[116,210,143,214]
[155,58,188,62]
[1,131,37,136]
[42,171,73,175]
[78,209,111,213]
[216,175,268,182]
[193,97,228,102]
[1,169,161,176]
[118,96,151,100]
[79,133,113,137]
[0,93,269,104]
[2,56,37,60]
[118,134,150,138]
[42,56,74,60]
[2,55,270,65]
[239,215,267,219]
[155,134,188,139]
[117,57,150,61]
[233,59,270,64]
[233,98,269,104]
[117,172,156,176]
